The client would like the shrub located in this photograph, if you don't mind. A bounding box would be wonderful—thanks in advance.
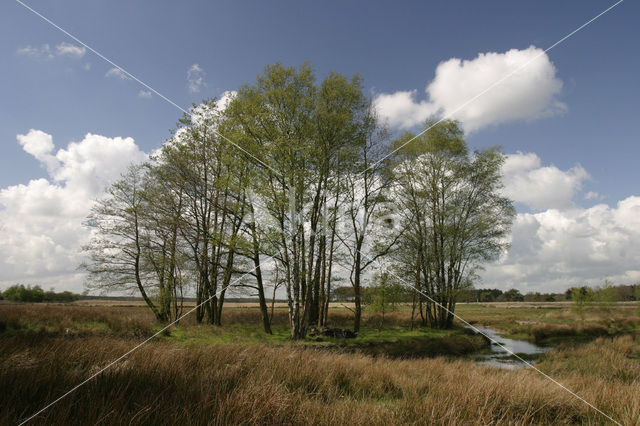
[1,285,79,303]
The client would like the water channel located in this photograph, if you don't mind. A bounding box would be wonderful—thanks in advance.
[466,325,550,370]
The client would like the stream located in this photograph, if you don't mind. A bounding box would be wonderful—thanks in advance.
[466,325,550,370]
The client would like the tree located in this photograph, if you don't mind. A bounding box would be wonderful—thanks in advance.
[498,289,524,302]
[390,120,515,328]
[571,286,594,317]
[2,284,44,302]
[161,101,253,327]
[225,63,318,339]
[339,97,400,333]
[365,272,404,328]
[82,165,180,322]
[141,154,189,323]
[331,286,355,302]
[226,63,374,339]
[524,292,556,302]
[594,279,616,312]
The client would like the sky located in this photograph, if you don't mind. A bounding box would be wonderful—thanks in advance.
[1,0,639,294]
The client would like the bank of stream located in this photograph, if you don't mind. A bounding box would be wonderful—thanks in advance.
[308,325,552,366]
[465,325,550,369]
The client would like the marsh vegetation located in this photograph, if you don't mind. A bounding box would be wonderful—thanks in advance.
[1,301,638,425]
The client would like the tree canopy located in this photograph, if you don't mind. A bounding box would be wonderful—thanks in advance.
[82,63,516,335]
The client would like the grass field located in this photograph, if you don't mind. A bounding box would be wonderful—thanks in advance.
[1,301,639,425]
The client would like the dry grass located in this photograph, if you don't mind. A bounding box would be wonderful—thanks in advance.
[456,302,640,343]
[0,304,157,338]
[2,334,637,425]
[1,303,638,425]
[0,304,417,337]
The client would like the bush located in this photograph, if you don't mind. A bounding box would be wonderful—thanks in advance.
[497,289,524,302]
[594,280,617,312]
[1,284,79,303]
[570,286,594,316]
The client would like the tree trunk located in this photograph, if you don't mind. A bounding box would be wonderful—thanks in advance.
[353,238,364,333]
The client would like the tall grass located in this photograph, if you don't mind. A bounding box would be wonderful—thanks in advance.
[1,303,638,424]
[0,304,365,337]
[3,334,637,425]
[456,302,640,343]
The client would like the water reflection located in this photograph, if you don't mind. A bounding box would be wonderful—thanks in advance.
[466,325,549,370]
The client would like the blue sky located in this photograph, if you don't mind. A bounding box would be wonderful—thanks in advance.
[1,0,638,293]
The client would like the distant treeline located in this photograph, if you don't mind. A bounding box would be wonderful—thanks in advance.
[454,284,639,303]
[0,285,80,303]
[331,283,640,303]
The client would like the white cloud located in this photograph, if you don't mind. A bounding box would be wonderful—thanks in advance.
[373,90,437,130]
[16,44,53,60]
[4,131,637,297]
[16,129,59,174]
[481,196,640,293]
[55,42,86,58]
[501,152,589,211]
[137,89,152,99]
[375,46,565,132]
[187,63,206,93]
[105,67,131,80]
[584,191,604,201]
[477,151,640,293]
[83,63,92,71]
[17,43,86,60]
[0,131,147,292]
[215,90,236,111]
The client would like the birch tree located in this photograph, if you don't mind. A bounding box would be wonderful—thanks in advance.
[391,120,515,328]
[82,164,182,322]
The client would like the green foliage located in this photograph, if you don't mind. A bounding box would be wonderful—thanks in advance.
[390,120,515,328]
[460,287,553,303]
[477,289,504,302]
[571,286,594,316]
[569,280,623,316]
[2,284,44,302]
[497,289,524,302]
[1,284,79,303]
[331,286,355,302]
[365,273,405,316]
[523,292,557,302]
[594,279,617,312]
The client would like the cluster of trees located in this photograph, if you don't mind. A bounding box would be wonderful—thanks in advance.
[83,63,514,338]
[0,285,80,303]
[568,281,640,315]
[566,283,640,303]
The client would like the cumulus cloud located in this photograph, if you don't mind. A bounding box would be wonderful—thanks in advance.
[373,91,437,130]
[55,42,86,58]
[187,63,206,93]
[137,89,152,99]
[16,129,59,174]
[4,127,637,296]
[476,152,640,292]
[0,131,147,292]
[481,196,640,293]
[501,152,589,211]
[375,46,565,132]
[105,67,131,80]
